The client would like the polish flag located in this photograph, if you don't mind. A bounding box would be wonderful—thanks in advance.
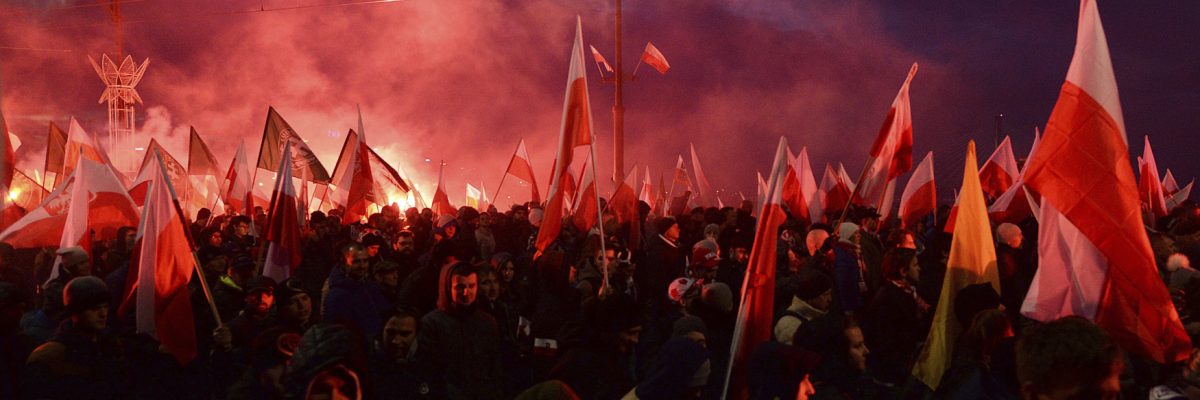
[638,166,655,211]
[783,147,821,224]
[899,152,936,228]
[668,155,692,201]
[723,137,790,398]
[572,153,598,232]
[341,123,379,224]
[1138,136,1169,217]
[122,151,197,365]
[795,148,823,223]
[989,130,1045,224]
[221,142,255,218]
[978,136,1020,199]
[589,44,614,73]
[609,165,641,248]
[1162,169,1179,196]
[640,41,670,74]
[1166,180,1193,211]
[1021,0,1191,364]
[60,118,126,187]
[128,139,189,207]
[262,145,303,282]
[430,162,456,217]
[534,17,597,257]
[690,144,717,208]
[504,139,542,204]
[858,64,918,210]
[819,163,855,216]
[44,158,140,283]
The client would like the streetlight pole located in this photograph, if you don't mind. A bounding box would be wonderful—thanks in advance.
[612,0,625,184]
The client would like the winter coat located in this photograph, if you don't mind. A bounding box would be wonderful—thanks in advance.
[321,266,389,338]
[415,262,505,400]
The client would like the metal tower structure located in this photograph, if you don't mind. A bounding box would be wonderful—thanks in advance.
[89,53,148,176]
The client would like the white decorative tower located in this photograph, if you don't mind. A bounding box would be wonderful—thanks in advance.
[89,54,148,176]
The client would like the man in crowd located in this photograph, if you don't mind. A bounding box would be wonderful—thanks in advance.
[416,262,503,399]
[322,242,389,339]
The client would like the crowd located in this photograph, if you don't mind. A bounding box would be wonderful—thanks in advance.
[3,196,1200,399]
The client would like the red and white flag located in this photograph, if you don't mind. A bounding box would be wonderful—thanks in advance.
[782,148,821,224]
[1163,169,1180,196]
[690,144,716,208]
[589,44,614,73]
[534,17,596,257]
[221,142,255,218]
[899,151,936,228]
[129,139,189,207]
[572,153,598,233]
[122,150,197,365]
[340,127,378,224]
[723,137,790,398]
[989,131,1044,224]
[818,163,855,216]
[430,162,455,217]
[978,136,1020,199]
[262,145,303,282]
[1138,136,1169,217]
[639,166,655,212]
[1021,0,1191,364]
[608,165,641,249]
[640,41,670,74]
[61,118,126,187]
[858,64,918,211]
[1167,180,1193,211]
[503,139,542,204]
[50,158,141,283]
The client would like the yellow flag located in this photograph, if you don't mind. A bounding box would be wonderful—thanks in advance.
[912,140,1000,389]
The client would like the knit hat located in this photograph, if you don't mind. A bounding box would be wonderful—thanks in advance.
[63,276,109,315]
[56,246,88,268]
[703,223,721,237]
[836,222,859,244]
[701,282,733,313]
[690,246,720,269]
[794,273,832,300]
[668,278,698,304]
[433,215,458,236]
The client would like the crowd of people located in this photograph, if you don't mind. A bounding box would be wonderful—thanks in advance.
[3,196,1200,399]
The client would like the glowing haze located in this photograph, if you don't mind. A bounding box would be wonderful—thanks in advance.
[2,1,1197,208]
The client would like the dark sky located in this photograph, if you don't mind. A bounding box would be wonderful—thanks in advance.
[1,0,1197,206]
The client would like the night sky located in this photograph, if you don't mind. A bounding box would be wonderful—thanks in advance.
[2,0,1197,206]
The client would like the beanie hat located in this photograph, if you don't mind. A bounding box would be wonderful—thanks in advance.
[690,246,720,269]
[56,246,88,268]
[837,222,859,244]
[668,278,697,304]
[63,276,110,315]
[433,215,458,236]
[795,273,833,300]
[703,223,721,237]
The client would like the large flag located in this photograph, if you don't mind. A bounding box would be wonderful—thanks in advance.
[782,147,821,224]
[43,122,68,188]
[723,137,790,398]
[819,163,855,217]
[858,64,918,210]
[899,151,936,228]
[430,162,455,216]
[0,158,138,249]
[989,133,1043,224]
[689,143,716,207]
[609,165,641,249]
[339,127,379,224]
[129,139,189,207]
[503,139,542,204]
[912,141,1000,389]
[640,41,670,74]
[638,166,655,211]
[572,153,598,232]
[978,136,1019,199]
[534,17,596,257]
[61,118,125,187]
[221,142,255,218]
[122,150,197,364]
[1021,0,1190,364]
[1138,136,1168,217]
[262,146,302,282]
[255,107,331,183]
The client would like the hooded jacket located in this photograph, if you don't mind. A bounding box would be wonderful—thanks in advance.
[416,262,504,400]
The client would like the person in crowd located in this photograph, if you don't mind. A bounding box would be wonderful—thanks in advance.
[265,278,314,333]
[1167,253,1200,293]
[323,242,390,343]
[223,215,257,261]
[399,240,459,315]
[371,307,438,398]
[935,309,1018,398]
[197,227,224,267]
[415,261,504,399]
[833,222,869,314]
[746,341,822,400]
[361,232,388,267]
[1016,316,1123,399]
[371,259,402,306]
[690,245,720,284]
[211,254,258,324]
[227,276,276,348]
[25,277,132,399]
[717,236,751,308]
[775,273,832,346]
[640,217,684,320]
[191,208,212,243]
[100,226,137,278]
[476,211,498,261]
[850,207,885,295]
[284,323,368,400]
[478,265,518,344]
[624,336,711,399]
[389,230,421,284]
[995,222,1035,328]
[793,314,888,399]
[549,293,642,400]
[863,247,930,385]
